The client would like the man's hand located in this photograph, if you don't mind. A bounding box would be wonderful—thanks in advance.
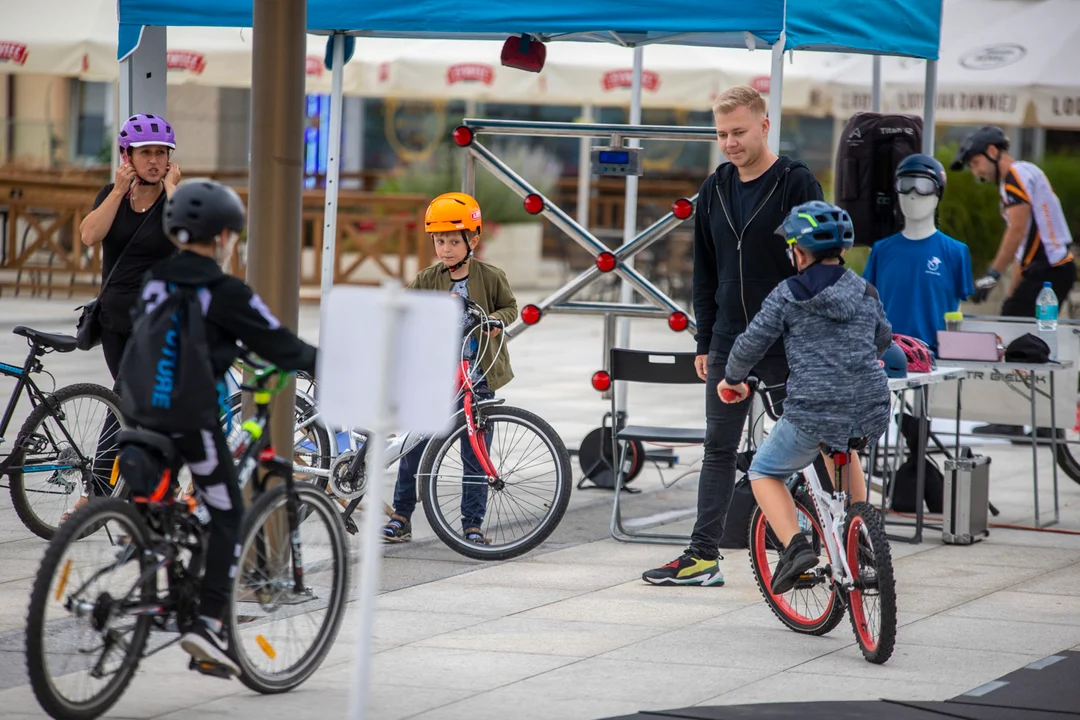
[717,379,749,404]
[694,354,708,382]
[973,268,1001,304]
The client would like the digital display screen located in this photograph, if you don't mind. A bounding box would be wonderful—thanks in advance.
[597,150,631,164]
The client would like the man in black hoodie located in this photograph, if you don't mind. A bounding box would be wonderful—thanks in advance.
[643,86,823,586]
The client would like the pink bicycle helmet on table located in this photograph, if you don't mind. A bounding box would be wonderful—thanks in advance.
[893,334,935,373]
[118,114,176,151]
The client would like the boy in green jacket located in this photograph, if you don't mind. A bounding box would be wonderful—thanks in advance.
[383,192,518,544]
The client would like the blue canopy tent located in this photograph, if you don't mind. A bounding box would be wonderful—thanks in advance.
[115,0,944,296]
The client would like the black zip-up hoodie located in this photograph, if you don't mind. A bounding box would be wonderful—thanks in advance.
[131,251,317,380]
[692,156,823,358]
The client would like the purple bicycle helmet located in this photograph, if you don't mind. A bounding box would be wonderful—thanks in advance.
[118,114,176,150]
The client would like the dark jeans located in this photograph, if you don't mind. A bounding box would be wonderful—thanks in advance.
[1002,261,1076,317]
[89,326,130,498]
[392,385,493,531]
[690,352,788,561]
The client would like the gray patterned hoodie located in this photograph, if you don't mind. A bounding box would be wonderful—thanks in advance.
[724,263,893,449]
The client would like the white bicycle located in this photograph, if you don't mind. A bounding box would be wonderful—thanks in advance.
[737,378,898,664]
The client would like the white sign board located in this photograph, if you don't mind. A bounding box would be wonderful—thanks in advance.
[316,285,460,434]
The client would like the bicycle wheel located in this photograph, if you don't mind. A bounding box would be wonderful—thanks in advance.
[421,405,572,561]
[26,498,155,719]
[10,383,125,540]
[230,482,350,694]
[748,491,846,635]
[845,502,897,664]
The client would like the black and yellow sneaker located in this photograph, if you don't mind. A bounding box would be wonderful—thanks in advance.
[642,551,724,587]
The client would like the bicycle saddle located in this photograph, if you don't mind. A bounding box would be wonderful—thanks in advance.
[117,428,178,460]
[821,437,870,457]
[13,326,77,353]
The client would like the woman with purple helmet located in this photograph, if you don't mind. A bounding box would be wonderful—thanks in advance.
[74,114,181,520]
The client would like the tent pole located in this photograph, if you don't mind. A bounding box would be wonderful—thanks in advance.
[871,56,882,112]
[922,60,937,154]
[766,30,785,154]
[320,33,346,298]
[577,104,594,230]
[118,26,167,121]
[614,47,643,417]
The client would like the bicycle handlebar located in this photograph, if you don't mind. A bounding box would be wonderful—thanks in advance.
[720,376,759,403]
[234,352,294,397]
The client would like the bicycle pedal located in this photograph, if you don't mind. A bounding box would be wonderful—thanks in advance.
[189,658,233,679]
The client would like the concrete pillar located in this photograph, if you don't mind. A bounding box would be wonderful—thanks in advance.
[248,0,307,459]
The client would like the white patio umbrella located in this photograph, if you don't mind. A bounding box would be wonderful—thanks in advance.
[0,0,117,80]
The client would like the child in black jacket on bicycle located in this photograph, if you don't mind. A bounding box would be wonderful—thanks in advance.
[718,201,892,596]
[122,178,317,676]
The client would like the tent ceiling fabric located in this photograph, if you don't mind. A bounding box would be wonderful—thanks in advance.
[116,0,943,59]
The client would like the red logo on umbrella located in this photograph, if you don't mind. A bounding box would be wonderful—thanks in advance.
[167,51,206,75]
[306,56,324,78]
[602,69,660,92]
[379,62,390,82]
[0,42,29,65]
[750,75,771,94]
[447,64,495,85]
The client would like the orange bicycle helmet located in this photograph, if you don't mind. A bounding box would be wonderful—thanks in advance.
[425,192,482,235]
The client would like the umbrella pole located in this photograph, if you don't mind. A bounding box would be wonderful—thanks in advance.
[766,30,785,154]
[872,56,882,112]
[614,47,644,418]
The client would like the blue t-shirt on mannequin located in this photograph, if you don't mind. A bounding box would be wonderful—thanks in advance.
[863,156,974,353]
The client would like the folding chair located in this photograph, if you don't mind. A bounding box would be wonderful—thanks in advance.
[608,348,705,544]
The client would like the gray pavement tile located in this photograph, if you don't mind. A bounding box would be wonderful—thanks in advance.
[375,581,582,618]
[600,624,849,671]
[896,615,1080,655]
[370,608,489,646]
[435,560,638,592]
[405,690,645,720]
[945,589,1080,626]
[892,553,1049,592]
[1009,562,1080,596]
[370,645,579,693]
[977,527,1080,551]
[696,670,970,706]
[412,616,665,657]
[517,585,751,629]
[794,643,1041,686]
[893,583,999,616]
[499,657,770,706]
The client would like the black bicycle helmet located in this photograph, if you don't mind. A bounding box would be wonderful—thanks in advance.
[949,125,1010,171]
[895,153,947,198]
[163,178,246,244]
[880,342,908,379]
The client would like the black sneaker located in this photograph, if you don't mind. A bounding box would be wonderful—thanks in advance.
[382,514,412,543]
[642,551,724,587]
[180,618,240,677]
[770,535,819,596]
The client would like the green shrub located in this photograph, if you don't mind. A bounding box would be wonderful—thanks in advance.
[1042,152,1080,240]
[376,142,562,226]
[934,144,1004,274]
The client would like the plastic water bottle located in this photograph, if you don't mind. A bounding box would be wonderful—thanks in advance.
[1035,282,1059,359]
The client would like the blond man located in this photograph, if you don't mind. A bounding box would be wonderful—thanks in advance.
[643,86,824,587]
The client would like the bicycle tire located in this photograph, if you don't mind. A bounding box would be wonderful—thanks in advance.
[420,405,572,561]
[845,502,897,664]
[10,383,125,540]
[230,482,350,694]
[26,498,154,719]
[748,491,846,636]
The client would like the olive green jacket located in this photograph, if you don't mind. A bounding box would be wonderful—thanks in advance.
[409,258,518,391]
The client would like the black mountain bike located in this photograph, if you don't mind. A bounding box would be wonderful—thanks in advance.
[26,356,350,719]
[0,326,124,539]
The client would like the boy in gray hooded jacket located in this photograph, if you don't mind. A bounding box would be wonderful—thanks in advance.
[719,201,892,596]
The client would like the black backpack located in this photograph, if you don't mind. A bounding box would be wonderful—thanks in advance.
[835,112,923,246]
[119,283,220,432]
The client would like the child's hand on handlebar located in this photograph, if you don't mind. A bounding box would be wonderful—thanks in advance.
[484,315,503,336]
[717,379,749,404]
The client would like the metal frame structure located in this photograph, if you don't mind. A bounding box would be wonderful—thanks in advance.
[455,118,711,340]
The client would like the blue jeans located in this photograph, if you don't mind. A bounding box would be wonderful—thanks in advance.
[392,387,492,531]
